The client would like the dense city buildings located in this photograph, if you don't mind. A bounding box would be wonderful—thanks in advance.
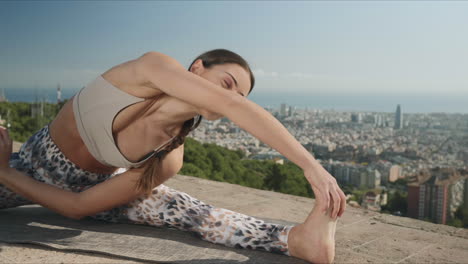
[189,103,468,224]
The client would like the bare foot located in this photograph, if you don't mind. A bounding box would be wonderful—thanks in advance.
[287,205,337,263]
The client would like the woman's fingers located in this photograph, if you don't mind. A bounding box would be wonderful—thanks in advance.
[330,188,341,219]
[0,127,6,144]
[0,128,12,152]
[305,167,347,218]
[0,127,11,146]
[0,126,5,137]
[0,126,12,169]
[4,127,10,140]
[338,187,347,217]
[322,188,330,213]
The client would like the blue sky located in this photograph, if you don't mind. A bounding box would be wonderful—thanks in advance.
[1,1,467,98]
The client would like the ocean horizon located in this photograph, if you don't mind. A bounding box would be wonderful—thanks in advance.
[1,88,467,114]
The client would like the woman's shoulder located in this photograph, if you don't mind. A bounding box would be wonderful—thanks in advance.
[136,51,181,69]
[100,51,177,99]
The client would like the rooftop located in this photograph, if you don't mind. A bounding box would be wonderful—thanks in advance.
[1,143,467,263]
[407,166,468,186]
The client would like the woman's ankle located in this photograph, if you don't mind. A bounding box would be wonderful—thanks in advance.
[287,223,335,263]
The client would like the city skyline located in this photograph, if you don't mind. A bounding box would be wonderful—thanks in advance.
[2,86,467,114]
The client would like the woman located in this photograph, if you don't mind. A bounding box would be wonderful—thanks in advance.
[0,49,345,263]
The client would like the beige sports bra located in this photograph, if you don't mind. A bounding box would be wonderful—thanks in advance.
[72,75,176,168]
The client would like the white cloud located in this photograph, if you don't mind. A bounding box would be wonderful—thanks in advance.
[252,69,279,78]
[286,72,316,79]
[253,69,324,80]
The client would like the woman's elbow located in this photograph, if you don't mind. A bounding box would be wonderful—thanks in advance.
[62,206,88,220]
[219,94,246,118]
[66,212,86,220]
[63,196,90,220]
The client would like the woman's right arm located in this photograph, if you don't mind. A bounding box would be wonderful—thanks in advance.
[0,165,145,219]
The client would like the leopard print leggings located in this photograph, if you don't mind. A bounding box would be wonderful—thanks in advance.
[0,125,292,256]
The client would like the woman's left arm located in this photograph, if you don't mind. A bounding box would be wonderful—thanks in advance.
[223,98,347,219]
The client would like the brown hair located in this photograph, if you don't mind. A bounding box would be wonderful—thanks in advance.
[135,49,255,195]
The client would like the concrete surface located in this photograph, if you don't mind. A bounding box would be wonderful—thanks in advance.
[1,174,467,263]
[1,142,467,263]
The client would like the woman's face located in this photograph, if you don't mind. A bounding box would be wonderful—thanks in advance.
[190,59,251,120]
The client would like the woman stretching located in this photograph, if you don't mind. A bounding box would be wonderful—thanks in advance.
[0,49,345,263]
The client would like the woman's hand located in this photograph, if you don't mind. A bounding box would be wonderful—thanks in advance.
[304,162,346,219]
[0,126,13,170]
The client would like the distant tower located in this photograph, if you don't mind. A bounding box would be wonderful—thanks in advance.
[31,93,44,118]
[375,114,382,127]
[395,104,403,129]
[280,103,287,117]
[57,83,62,104]
[0,88,6,102]
[351,113,363,123]
[288,105,294,117]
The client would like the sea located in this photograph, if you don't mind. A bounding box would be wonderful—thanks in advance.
[2,88,467,114]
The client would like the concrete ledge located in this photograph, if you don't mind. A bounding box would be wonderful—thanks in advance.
[1,174,467,263]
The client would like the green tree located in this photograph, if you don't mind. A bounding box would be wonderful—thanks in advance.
[0,102,61,142]
[183,138,212,172]
[180,163,207,179]
[381,191,407,215]
[447,218,463,228]
[182,138,306,195]
[451,204,468,228]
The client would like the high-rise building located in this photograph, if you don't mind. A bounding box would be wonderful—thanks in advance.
[0,88,7,102]
[407,169,467,224]
[367,169,381,188]
[31,100,44,118]
[375,114,383,127]
[408,178,449,224]
[351,113,363,123]
[464,179,468,210]
[389,165,402,182]
[303,109,309,129]
[349,167,368,188]
[395,104,403,129]
[375,161,392,185]
[332,163,351,184]
[57,83,62,104]
[288,105,293,117]
[280,103,287,117]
